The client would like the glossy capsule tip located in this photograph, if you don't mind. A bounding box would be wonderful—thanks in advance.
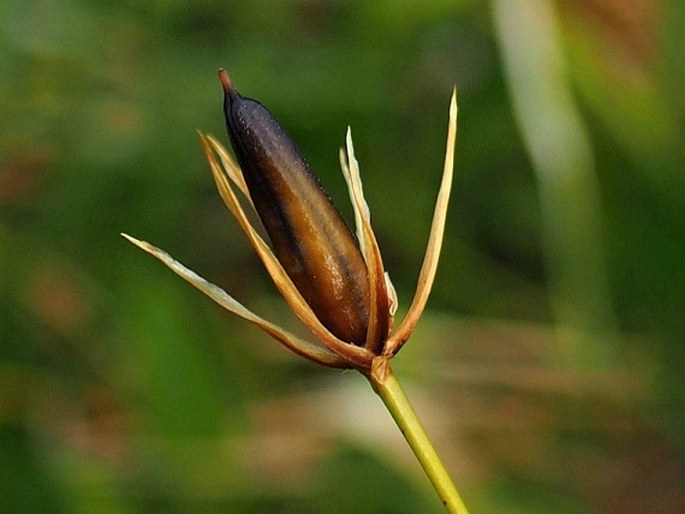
[218,68,234,93]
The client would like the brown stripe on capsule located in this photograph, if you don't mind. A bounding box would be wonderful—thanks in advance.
[219,69,370,346]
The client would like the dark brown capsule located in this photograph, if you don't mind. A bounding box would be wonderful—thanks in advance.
[219,69,370,345]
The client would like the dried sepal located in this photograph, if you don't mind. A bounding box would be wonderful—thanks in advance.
[339,129,391,353]
[120,234,347,368]
[384,88,458,356]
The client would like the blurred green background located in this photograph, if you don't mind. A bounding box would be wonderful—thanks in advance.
[2,0,684,512]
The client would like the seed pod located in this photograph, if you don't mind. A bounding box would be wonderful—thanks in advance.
[219,70,370,346]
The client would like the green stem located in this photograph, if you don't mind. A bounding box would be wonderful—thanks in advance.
[367,364,469,514]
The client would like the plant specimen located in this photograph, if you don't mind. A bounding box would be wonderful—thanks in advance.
[123,69,465,513]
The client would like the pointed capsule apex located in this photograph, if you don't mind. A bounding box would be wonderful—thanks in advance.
[218,68,234,94]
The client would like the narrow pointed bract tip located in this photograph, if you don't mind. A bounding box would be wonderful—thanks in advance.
[218,68,233,93]
[121,233,150,251]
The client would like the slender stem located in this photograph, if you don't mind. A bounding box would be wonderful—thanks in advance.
[367,363,469,514]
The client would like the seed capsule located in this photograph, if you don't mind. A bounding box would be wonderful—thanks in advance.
[219,69,370,345]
